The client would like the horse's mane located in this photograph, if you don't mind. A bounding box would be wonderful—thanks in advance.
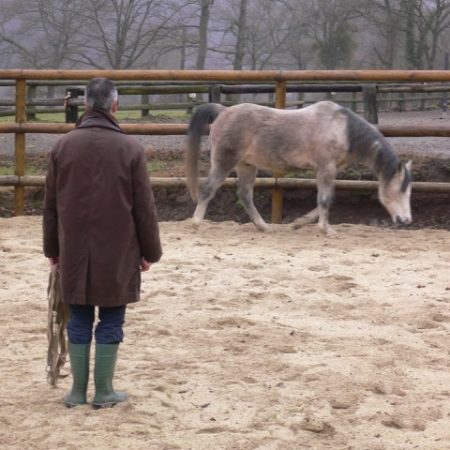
[340,107,399,181]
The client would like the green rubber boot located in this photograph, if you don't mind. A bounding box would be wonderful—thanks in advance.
[63,343,90,408]
[92,344,128,409]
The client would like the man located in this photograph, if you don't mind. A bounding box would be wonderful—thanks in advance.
[43,77,162,409]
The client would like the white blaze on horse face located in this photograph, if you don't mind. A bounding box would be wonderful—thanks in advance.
[378,163,412,225]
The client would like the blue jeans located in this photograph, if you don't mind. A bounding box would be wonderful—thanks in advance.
[67,305,126,345]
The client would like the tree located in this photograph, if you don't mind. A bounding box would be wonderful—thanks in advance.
[71,0,192,69]
[359,0,403,68]
[244,0,303,70]
[418,0,450,69]
[305,0,361,69]
[208,0,249,69]
[232,0,248,70]
[280,0,314,69]
[196,0,215,69]
[401,0,450,69]
[0,0,85,68]
[403,0,422,67]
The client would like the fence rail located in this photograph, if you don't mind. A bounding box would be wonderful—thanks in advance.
[2,175,450,193]
[1,68,450,81]
[1,80,450,120]
[1,121,449,136]
[0,69,449,219]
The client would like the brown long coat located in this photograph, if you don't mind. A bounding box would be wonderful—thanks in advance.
[43,110,162,307]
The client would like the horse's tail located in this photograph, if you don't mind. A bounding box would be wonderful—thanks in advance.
[186,103,225,201]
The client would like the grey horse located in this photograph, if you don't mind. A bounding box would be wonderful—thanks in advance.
[186,101,412,235]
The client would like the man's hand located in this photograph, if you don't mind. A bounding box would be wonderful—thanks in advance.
[48,256,60,271]
[140,257,152,272]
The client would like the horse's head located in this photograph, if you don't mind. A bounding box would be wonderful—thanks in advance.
[378,160,412,225]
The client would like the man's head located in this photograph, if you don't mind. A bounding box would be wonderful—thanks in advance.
[85,77,118,113]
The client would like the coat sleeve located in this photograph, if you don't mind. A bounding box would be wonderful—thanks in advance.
[43,150,59,257]
[131,148,162,263]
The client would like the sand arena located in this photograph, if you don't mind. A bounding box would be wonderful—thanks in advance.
[0,216,449,449]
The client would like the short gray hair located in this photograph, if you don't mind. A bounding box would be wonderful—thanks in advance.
[85,77,118,111]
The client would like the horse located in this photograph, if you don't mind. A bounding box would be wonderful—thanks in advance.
[186,100,412,235]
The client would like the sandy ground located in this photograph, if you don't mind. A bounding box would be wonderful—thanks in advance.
[1,216,450,449]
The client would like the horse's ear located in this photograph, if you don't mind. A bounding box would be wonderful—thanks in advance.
[405,160,412,171]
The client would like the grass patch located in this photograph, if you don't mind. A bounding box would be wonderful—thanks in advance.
[0,163,14,175]
[147,160,170,173]
[0,115,17,123]
[0,154,48,176]
[283,169,315,179]
[118,110,189,121]
[0,162,46,176]
[0,113,67,123]
[0,109,189,123]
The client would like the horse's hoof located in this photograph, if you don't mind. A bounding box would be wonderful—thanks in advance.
[255,223,269,232]
[324,228,338,237]
[186,217,201,229]
[292,220,306,230]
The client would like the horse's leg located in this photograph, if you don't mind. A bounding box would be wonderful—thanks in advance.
[192,149,238,225]
[292,207,319,229]
[192,168,229,225]
[236,163,269,232]
[316,164,337,236]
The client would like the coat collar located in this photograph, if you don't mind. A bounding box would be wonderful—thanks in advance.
[75,109,123,133]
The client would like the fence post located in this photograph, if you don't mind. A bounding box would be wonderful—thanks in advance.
[65,88,83,123]
[209,84,221,103]
[26,84,37,121]
[186,93,197,115]
[441,52,449,114]
[14,79,27,215]
[351,91,358,112]
[297,91,304,108]
[362,84,378,124]
[396,92,405,112]
[141,93,150,117]
[272,80,286,224]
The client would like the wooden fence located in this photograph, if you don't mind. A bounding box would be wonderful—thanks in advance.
[0,80,449,121]
[1,69,450,221]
